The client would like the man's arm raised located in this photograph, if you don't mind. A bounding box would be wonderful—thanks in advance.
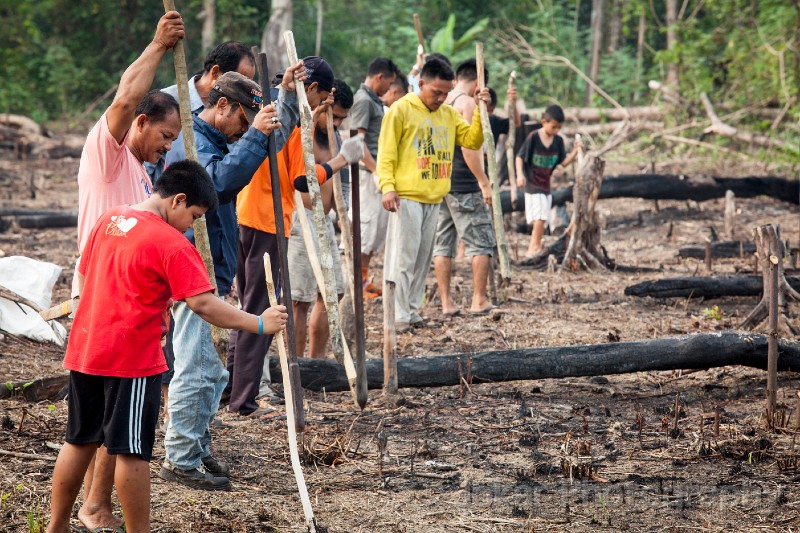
[106,11,185,143]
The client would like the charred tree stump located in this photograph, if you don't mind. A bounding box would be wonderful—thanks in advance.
[562,149,607,270]
[740,224,800,336]
[625,275,800,299]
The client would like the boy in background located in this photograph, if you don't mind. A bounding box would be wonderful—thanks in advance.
[47,161,287,533]
[515,105,582,257]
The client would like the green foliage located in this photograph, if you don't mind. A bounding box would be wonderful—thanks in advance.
[429,14,489,63]
[702,305,724,321]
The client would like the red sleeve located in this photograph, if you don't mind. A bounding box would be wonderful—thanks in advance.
[164,244,216,301]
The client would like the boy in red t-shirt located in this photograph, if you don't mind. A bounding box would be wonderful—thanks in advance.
[47,160,288,533]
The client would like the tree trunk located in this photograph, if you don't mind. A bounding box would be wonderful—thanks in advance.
[262,0,293,75]
[585,0,605,105]
[633,9,646,103]
[0,376,68,401]
[606,0,622,53]
[679,241,756,259]
[265,332,800,392]
[665,0,679,87]
[201,0,216,54]
[500,174,800,213]
[625,275,800,299]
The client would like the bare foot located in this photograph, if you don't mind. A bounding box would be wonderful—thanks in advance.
[78,505,123,532]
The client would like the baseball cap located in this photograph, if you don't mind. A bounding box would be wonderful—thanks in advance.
[212,72,263,123]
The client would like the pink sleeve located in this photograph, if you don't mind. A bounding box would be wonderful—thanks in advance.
[87,113,131,184]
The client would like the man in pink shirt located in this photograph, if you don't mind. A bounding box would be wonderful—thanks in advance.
[72,10,185,533]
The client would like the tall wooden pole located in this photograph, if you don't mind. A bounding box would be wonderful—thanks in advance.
[254,50,304,431]
[283,31,343,356]
[766,229,780,426]
[325,108,355,301]
[349,130,368,409]
[413,13,426,54]
[505,71,518,207]
[162,0,228,362]
[382,281,398,398]
[263,254,316,533]
[475,42,512,284]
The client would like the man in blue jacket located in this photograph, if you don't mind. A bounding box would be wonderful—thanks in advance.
[159,66,302,490]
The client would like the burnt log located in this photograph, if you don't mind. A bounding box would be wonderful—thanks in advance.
[625,276,800,299]
[679,241,756,259]
[0,376,69,401]
[17,213,78,229]
[267,332,800,392]
[501,174,799,213]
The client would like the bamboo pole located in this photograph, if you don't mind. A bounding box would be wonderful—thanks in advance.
[163,0,228,362]
[413,13,426,54]
[263,254,316,533]
[293,190,361,406]
[475,42,511,283]
[325,108,355,301]
[254,50,304,431]
[349,130,368,409]
[383,281,398,397]
[283,31,342,356]
[505,71,518,207]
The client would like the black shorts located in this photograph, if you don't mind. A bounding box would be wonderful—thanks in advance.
[66,371,161,461]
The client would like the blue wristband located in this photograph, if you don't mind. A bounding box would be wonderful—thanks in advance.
[257,315,264,335]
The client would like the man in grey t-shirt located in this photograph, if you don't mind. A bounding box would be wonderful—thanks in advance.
[349,57,397,299]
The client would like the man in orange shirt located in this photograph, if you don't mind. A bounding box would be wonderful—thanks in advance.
[229,57,364,416]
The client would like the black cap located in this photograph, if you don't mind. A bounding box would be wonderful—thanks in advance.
[274,57,335,93]
[212,72,263,123]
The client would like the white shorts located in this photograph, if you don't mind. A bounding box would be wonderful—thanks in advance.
[524,193,552,225]
[352,166,389,255]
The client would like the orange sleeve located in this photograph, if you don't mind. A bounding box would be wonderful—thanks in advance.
[287,129,328,189]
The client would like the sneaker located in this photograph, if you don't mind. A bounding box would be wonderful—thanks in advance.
[201,454,230,477]
[159,460,231,491]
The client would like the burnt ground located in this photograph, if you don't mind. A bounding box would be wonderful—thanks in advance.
[0,142,799,532]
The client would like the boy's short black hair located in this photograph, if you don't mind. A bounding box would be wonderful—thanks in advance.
[135,90,180,123]
[488,87,498,107]
[543,104,565,123]
[420,57,455,82]
[155,160,219,211]
[391,72,409,92]
[455,58,489,85]
[332,78,354,109]
[367,57,398,78]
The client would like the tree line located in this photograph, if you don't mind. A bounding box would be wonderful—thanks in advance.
[1,0,797,133]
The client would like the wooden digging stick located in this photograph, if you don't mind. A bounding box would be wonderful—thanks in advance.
[349,129,368,409]
[283,31,343,357]
[39,297,79,321]
[325,107,355,303]
[163,0,228,362]
[263,253,317,533]
[292,190,360,406]
[505,71,518,207]
[476,42,511,284]
[383,281,398,398]
[255,51,305,432]
[413,13,426,55]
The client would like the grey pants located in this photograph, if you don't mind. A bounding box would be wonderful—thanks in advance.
[383,199,440,324]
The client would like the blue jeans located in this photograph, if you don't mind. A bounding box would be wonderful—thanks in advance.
[164,301,229,470]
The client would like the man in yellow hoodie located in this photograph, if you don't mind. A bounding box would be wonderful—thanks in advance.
[378,57,489,332]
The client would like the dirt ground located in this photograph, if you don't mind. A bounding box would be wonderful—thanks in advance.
[0,138,799,532]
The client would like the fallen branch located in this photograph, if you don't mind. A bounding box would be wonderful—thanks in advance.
[679,241,756,259]
[700,92,796,153]
[267,332,800,391]
[0,375,69,401]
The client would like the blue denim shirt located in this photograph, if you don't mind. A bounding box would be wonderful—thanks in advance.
[163,88,298,295]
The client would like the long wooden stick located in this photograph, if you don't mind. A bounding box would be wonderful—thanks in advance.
[263,254,316,533]
[413,14,426,55]
[766,228,780,424]
[475,42,511,284]
[254,50,304,431]
[292,190,360,405]
[382,281,398,397]
[163,0,227,362]
[283,31,342,356]
[349,130,368,409]
[325,108,355,302]
[505,71,518,207]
